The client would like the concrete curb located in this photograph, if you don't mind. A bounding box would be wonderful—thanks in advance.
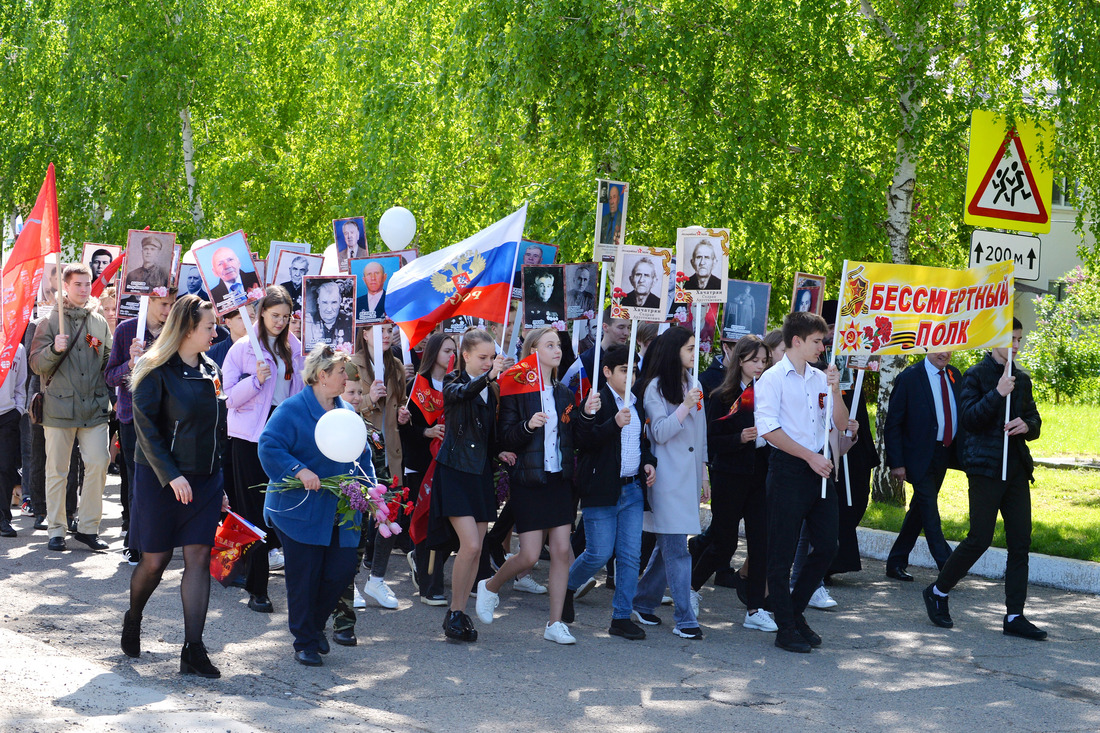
[698,506,1100,596]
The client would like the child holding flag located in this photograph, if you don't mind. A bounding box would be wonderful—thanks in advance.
[434,329,511,642]
[476,327,579,645]
[693,334,776,633]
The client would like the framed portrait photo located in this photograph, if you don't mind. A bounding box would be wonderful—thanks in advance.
[564,263,598,321]
[512,239,557,300]
[81,243,122,285]
[674,228,729,305]
[522,264,567,330]
[116,292,141,322]
[302,275,356,355]
[791,272,826,316]
[178,264,210,301]
[273,251,323,316]
[192,230,266,317]
[266,242,309,284]
[611,245,672,322]
[333,217,366,274]
[120,230,178,297]
[721,280,771,341]
[593,179,629,263]
[350,254,402,324]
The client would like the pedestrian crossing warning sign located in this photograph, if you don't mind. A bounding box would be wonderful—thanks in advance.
[964,109,1054,234]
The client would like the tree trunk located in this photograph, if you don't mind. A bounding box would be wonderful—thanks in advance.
[180,106,205,233]
[871,70,922,506]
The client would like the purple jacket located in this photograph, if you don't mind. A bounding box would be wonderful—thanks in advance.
[222,329,305,442]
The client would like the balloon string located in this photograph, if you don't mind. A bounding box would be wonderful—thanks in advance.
[264,490,312,514]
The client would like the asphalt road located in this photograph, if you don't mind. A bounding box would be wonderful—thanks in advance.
[2,476,1099,732]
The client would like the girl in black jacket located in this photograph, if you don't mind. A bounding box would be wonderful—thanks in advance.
[475,327,579,645]
[434,329,510,642]
[125,295,228,678]
[693,334,776,633]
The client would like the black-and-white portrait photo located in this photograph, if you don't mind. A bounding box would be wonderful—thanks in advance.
[675,229,728,305]
[721,280,771,341]
[613,245,670,320]
[267,241,309,284]
[565,263,598,320]
[121,230,177,296]
[523,264,566,328]
[273,251,323,315]
[302,275,356,354]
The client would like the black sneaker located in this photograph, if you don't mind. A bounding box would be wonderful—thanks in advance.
[1003,614,1047,640]
[795,614,822,647]
[562,589,575,624]
[33,515,47,531]
[631,611,662,626]
[923,584,953,628]
[775,627,811,653]
[47,536,66,551]
[0,522,15,538]
[609,618,646,640]
[672,626,704,640]
[73,532,109,551]
[121,610,142,658]
[123,547,142,566]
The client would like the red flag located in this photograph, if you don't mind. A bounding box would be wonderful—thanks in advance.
[408,438,442,545]
[410,373,445,426]
[718,384,754,421]
[90,254,126,297]
[498,352,542,397]
[1,164,61,385]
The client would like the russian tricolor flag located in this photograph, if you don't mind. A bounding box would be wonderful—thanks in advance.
[387,204,527,346]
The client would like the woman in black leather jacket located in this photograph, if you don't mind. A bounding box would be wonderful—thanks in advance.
[475,327,579,646]
[123,295,228,678]
[433,328,511,642]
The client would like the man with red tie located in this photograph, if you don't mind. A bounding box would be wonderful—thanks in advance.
[884,350,962,580]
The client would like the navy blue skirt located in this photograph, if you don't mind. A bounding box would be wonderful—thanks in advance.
[436,462,497,523]
[131,463,223,553]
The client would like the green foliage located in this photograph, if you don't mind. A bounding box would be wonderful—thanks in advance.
[1020,266,1100,403]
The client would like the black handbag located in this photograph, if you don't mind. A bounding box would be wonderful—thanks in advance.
[29,316,87,425]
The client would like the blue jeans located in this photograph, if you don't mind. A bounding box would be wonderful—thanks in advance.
[568,479,644,620]
[633,532,697,630]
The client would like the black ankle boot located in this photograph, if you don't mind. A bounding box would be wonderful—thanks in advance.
[180,641,221,678]
[121,610,142,658]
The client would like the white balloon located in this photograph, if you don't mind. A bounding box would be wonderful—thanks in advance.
[377,207,417,251]
[321,243,339,275]
[314,408,368,464]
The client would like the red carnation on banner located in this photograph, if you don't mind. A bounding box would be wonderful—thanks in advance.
[612,287,625,299]
[499,353,542,397]
[875,316,893,343]
[676,271,690,283]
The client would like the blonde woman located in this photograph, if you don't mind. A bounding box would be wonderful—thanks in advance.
[124,295,228,678]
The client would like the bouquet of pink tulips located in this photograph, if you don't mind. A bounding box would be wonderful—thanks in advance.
[263,475,413,533]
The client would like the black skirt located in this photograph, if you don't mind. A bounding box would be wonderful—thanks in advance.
[131,463,223,553]
[436,461,497,523]
[510,472,574,533]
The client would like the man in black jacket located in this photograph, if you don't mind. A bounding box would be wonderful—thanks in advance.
[567,345,655,640]
[884,351,963,580]
[923,319,1046,640]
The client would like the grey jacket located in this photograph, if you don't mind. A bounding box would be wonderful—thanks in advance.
[642,379,708,534]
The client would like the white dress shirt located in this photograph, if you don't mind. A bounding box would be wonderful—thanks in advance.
[541,387,562,473]
[923,358,957,443]
[611,388,642,477]
[755,354,833,453]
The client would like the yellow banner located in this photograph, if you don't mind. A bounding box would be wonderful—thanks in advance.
[835,260,1014,355]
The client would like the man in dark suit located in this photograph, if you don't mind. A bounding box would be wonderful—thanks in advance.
[683,239,721,291]
[355,260,387,322]
[883,350,961,580]
[621,257,660,310]
[209,247,263,312]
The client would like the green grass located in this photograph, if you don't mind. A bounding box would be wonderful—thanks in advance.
[1031,402,1100,457]
[862,466,1100,562]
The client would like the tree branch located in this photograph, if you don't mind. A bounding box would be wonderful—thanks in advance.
[860,0,904,55]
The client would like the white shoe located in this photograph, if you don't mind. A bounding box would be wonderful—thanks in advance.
[661,595,674,606]
[544,621,576,645]
[689,590,701,619]
[363,578,399,609]
[574,577,597,599]
[268,548,285,571]
[513,575,547,594]
[807,586,838,610]
[353,584,367,609]
[475,579,499,624]
[743,609,778,632]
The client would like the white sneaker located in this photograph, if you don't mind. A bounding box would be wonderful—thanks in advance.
[475,579,499,624]
[743,609,778,632]
[661,595,674,606]
[363,578,399,609]
[808,586,838,610]
[268,548,285,571]
[689,590,701,619]
[513,575,547,594]
[544,621,576,645]
[574,577,597,599]
[353,584,367,609]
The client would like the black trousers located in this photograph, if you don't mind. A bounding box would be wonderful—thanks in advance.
[935,471,1032,615]
[692,465,767,608]
[830,456,872,574]
[230,438,272,597]
[407,470,450,597]
[0,409,20,524]
[119,421,138,546]
[765,449,838,630]
[886,444,953,571]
